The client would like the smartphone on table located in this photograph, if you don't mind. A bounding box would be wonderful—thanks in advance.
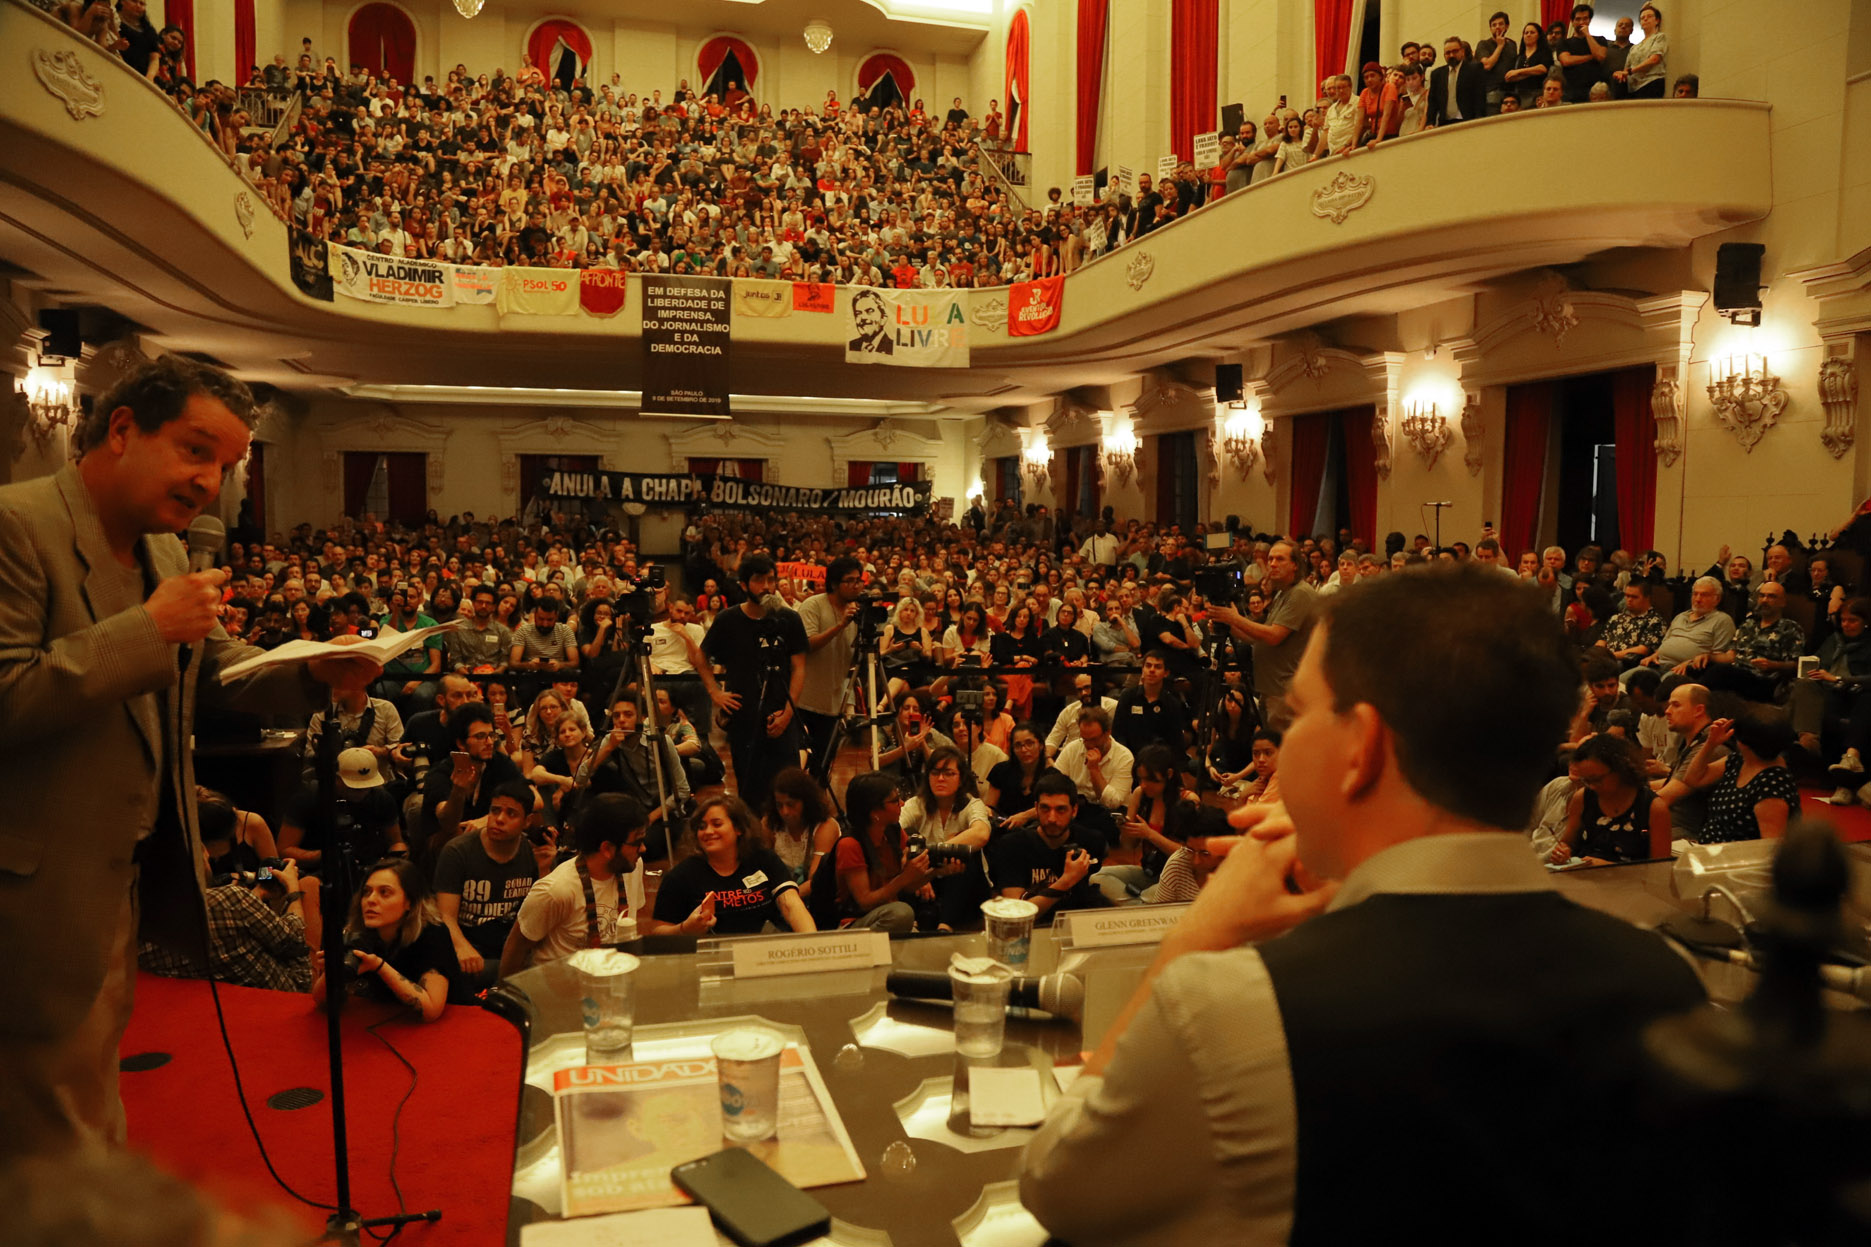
[671,1148,830,1247]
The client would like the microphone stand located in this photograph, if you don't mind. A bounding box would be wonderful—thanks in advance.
[314,705,442,1242]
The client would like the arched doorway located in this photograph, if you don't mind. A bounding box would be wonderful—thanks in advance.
[347,3,415,85]
[698,35,758,105]
[857,52,915,112]
[525,18,593,92]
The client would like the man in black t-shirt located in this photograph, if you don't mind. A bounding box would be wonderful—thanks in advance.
[433,780,546,988]
[1557,3,1607,102]
[701,554,807,808]
[993,772,1107,921]
[1113,652,1194,757]
[419,703,522,867]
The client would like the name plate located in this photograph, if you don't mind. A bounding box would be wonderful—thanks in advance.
[728,930,893,979]
[1055,904,1191,949]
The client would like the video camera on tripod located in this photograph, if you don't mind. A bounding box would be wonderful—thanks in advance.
[854,591,893,648]
[1192,529,1247,607]
[614,565,666,644]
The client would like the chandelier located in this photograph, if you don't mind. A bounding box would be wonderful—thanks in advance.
[21,362,77,452]
[452,0,485,18]
[804,19,834,54]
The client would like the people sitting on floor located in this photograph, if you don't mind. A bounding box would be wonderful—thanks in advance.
[992,771,1108,921]
[1681,709,1799,843]
[1548,733,1671,865]
[432,779,550,992]
[1051,705,1135,840]
[313,857,465,1021]
[1655,682,1724,842]
[1092,745,1196,904]
[832,771,937,933]
[653,796,814,936]
[500,794,659,977]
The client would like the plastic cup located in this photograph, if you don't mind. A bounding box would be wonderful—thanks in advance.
[711,1027,786,1142]
[948,960,1014,1058]
[980,897,1039,970]
[568,948,639,1065]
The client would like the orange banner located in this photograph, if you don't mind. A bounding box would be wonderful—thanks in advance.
[1007,276,1064,336]
[793,282,835,313]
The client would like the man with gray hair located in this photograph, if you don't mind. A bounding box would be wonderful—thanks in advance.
[1324,74,1362,155]
[1645,576,1737,673]
[0,354,382,1159]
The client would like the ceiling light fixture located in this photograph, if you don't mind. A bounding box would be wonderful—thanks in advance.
[804,19,834,54]
[452,0,485,19]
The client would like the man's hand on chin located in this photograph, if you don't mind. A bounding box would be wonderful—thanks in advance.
[1159,802,1337,956]
[308,633,384,691]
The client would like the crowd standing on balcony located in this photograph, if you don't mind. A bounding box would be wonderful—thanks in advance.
[45,0,1696,290]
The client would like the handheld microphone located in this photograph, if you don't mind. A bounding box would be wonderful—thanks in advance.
[884,969,1085,1022]
[187,515,226,574]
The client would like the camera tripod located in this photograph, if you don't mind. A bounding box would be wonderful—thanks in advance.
[807,613,886,815]
[595,627,682,867]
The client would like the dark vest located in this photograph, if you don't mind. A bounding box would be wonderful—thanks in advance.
[1256,891,1705,1246]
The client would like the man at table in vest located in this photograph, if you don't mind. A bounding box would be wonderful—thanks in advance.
[1020,564,1706,1244]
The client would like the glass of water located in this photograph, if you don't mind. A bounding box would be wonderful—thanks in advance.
[568,948,640,1065]
[711,1027,786,1142]
[948,958,1014,1058]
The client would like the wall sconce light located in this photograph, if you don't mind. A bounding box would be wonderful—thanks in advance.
[1220,409,1262,478]
[21,361,77,452]
[1102,427,1140,489]
[803,19,834,54]
[1707,353,1787,452]
[1020,441,1052,492]
[1399,401,1453,469]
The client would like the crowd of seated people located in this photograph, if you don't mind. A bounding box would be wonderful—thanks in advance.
[49,1,1702,291]
[150,468,1867,1018]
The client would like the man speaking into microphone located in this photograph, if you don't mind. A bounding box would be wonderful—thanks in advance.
[0,355,381,1158]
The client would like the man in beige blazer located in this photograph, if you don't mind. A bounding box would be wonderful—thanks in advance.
[0,355,380,1157]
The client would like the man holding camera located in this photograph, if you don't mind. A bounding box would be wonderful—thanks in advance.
[995,772,1107,919]
[796,555,866,772]
[583,695,691,841]
[1207,540,1317,729]
[701,554,807,809]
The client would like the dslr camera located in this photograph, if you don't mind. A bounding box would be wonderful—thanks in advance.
[1194,559,1245,608]
[905,830,978,867]
[855,592,892,646]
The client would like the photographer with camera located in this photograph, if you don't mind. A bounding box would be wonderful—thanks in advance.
[301,683,404,786]
[899,746,994,930]
[701,554,808,810]
[796,556,867,773]
[878,687,956,796]
[832,772,937,932]
[433,779,551,991]
[139,800,318,994]
[277,748,407,873]
[1205,540,1318,730]
[994,771,1108,920]
[500,795,659,976]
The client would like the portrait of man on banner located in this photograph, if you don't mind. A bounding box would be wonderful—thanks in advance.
[847,289,894,357]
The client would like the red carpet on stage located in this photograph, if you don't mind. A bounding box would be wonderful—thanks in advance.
[120,974,522,1245]
[1797,788,1871,842]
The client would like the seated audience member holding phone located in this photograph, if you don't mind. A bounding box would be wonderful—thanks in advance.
[312,857,465,1021]
[832,771,936,932]
[419,702,522,866]
[432,779,551,991]
[1021,565,1706,1244]
[652,796,814,935]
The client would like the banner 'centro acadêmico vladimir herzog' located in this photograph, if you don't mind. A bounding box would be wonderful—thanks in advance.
[541,470,932,515]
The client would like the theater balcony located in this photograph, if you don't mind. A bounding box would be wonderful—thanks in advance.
[0,0,1770,416]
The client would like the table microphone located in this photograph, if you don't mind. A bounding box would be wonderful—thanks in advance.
[884,970,1085,1022]
[1658,913,1871,1004]
[187,514,226,573]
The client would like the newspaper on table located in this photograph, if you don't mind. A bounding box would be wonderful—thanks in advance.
[217,620,461,683]
[554,1044,865,1218]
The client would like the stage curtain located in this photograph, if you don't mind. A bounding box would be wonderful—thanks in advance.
[859,53,915,100]
[1611,365,1659,553]
[384,453,427,526]
[1287,415,1331,539]
[698,35,760,87]
[347,3,415,85]
[1075,0,1108,175]
[1542,0,1573,27]
[896,463,920,482]
[1005,8,1031,152]
[342,451,379,519]
[166,0,196,80]
[1169,0,1219,162]
[233,0,254,81]
[1501,382,1554,562]
[1339,406,1378,549]
[1314,0,1354,91]
[848,461,872,487]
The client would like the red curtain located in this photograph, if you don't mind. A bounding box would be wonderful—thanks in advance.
[166,0,196,80]
[1287,415,1331,538]
[687,457,718,475]
[898,463,921,482]
[348,4,415,85]
[1501,382,1554,563]
[698,36,759,86]
[1339,407,1378,549]
[1169,0,1219,162]
[527,19,593,84]
[858,54,916,98]
[1611,365,1659,553]
[244,443,266,536]
[384,453,427,526]
[234,0,255,81]
[1542,0,1573,27]
[1005,8,1031,152]
[848,461,873,487]
[1075,0,1108,175]
[1314,0,1354,88]
[737,459,765,482]
[342,451,379,519]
